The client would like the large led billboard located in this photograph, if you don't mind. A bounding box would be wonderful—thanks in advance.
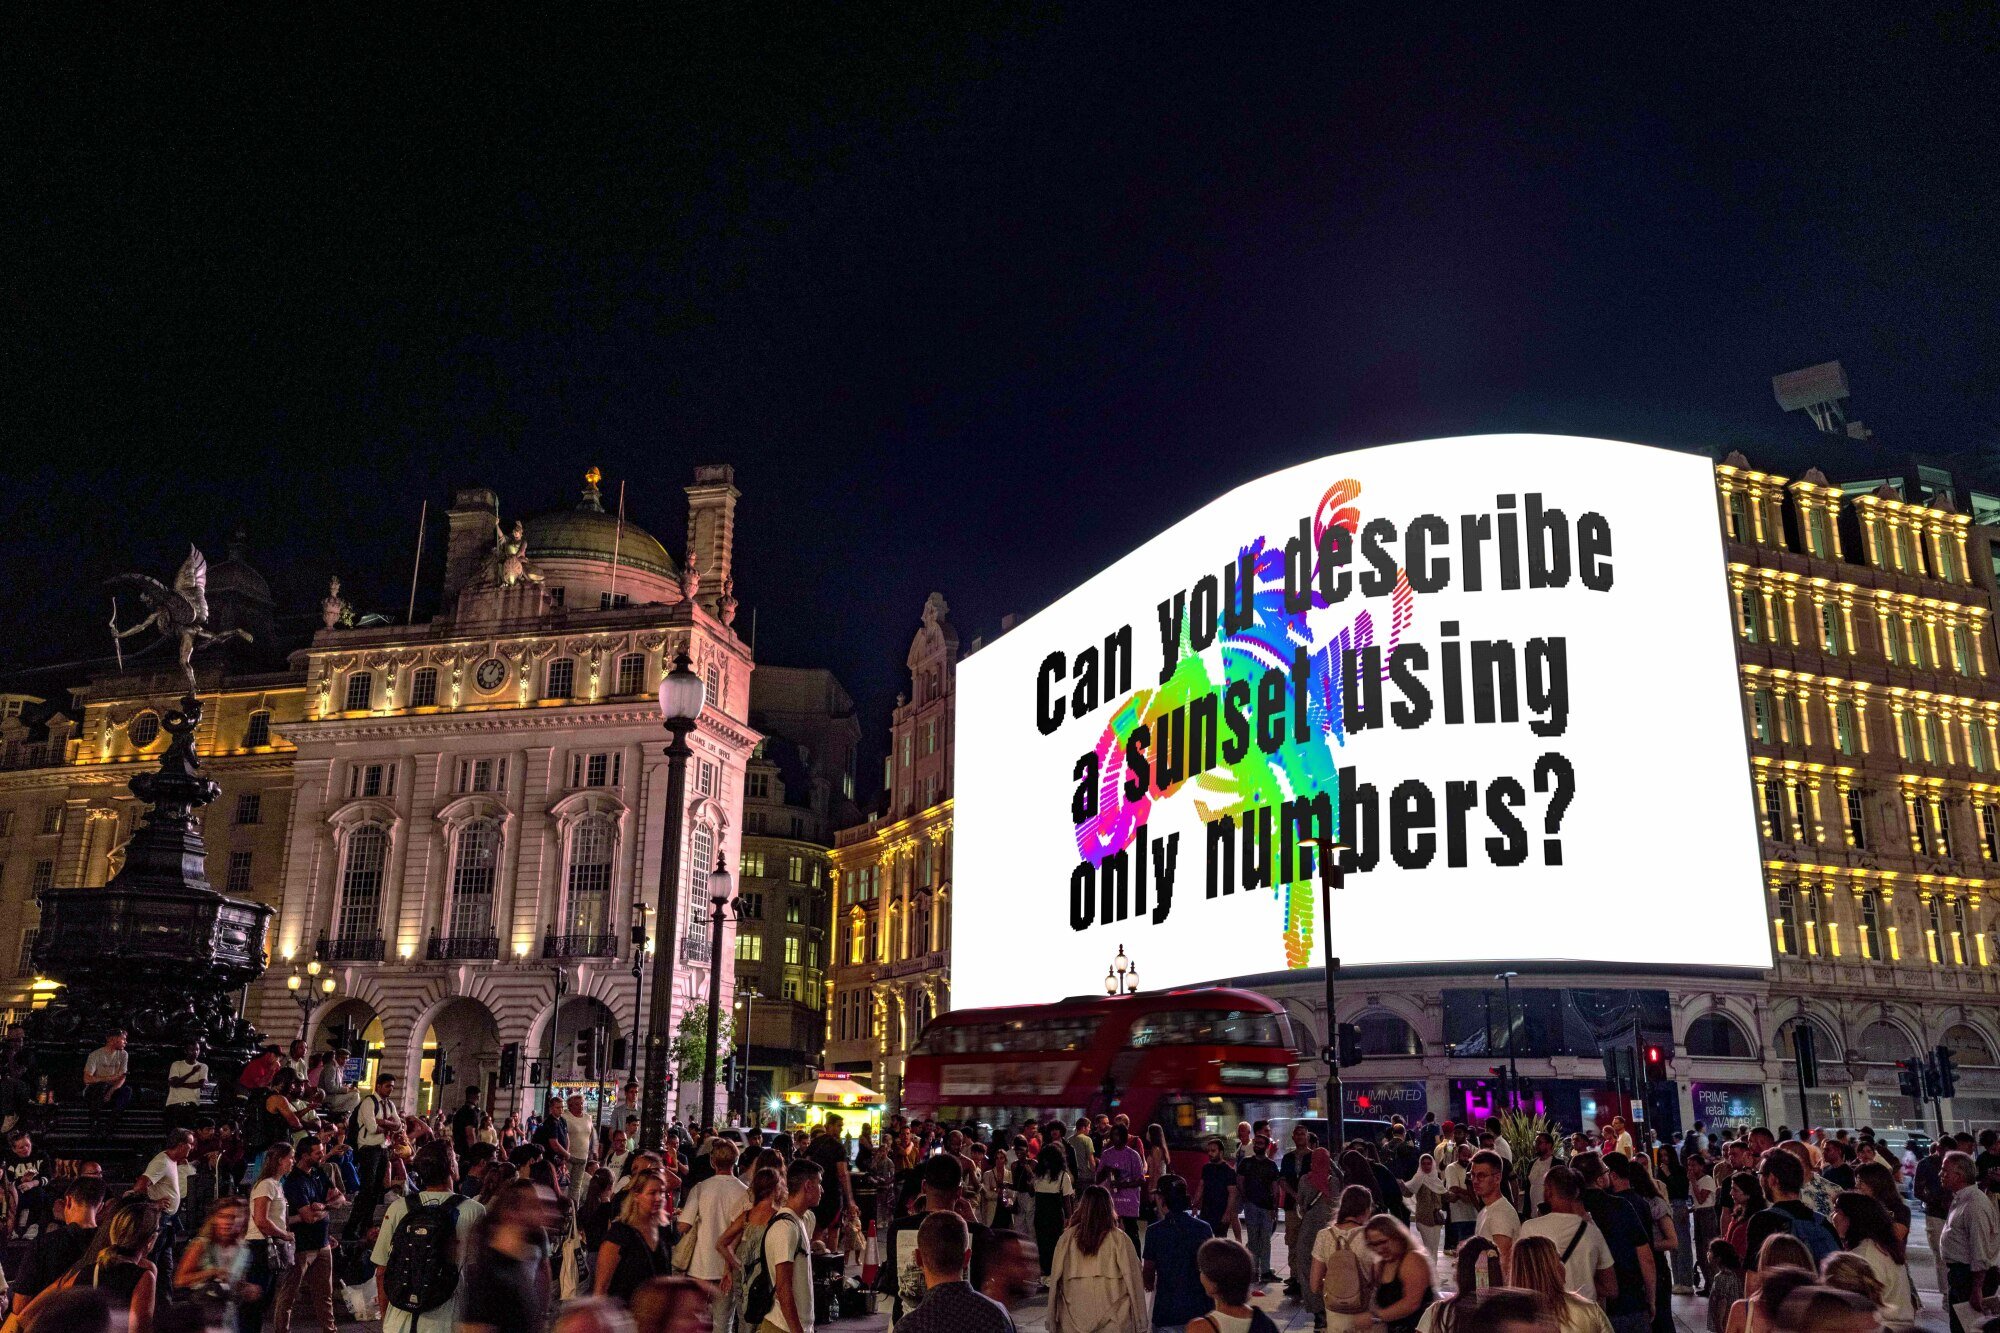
[953,435,1769,1010]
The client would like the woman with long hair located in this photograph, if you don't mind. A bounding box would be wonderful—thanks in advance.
[578,1168,618,1250]
[1853,1161,1912,1245]
[1033,1140,1077,1281]
[1721,1172,1764,1267]
[242,1140,293,1333]
[174,1196,256,1326]
[1831,1189,1914,1329]
[1722,1234,1813,1333]
[1507,1234,1613,1332]
[1619,1156,1676,1333]
[1414,1236,1503,1333]
[593,1168,673,1303]
[1307,1185,1375,1333]
[1360,1213,1434,1333]
[1142,1123,1171,1216]
[716,1165,781,1317]
[29,1199,160,1333]
[461,1178,559,1333]
[1048,1184,1146,1333]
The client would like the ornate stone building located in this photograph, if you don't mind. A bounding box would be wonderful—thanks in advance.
[256,467,758,1121]
[825,594,957,1106]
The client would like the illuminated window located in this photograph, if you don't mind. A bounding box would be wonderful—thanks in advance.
[1860,891,1883,960]
[565,817,614,938]
[244,710,272,747]
[336,826,387,942]
[740,851,764,878]
[1775,885,1801,955]
[617,654,645,697]
[1834,702,1860,755]
[448,820,499,938]
[848,914,865,965]
[736,932,762,962]
[545,658,575,700]
[344,672,373,712]
[785,899,802,925]
[1983,805,1999,861]
[1752,691,1777,744]
[1820,603,1844,654]
[788,855,804,883]
[784,936,800,965]
[409,669,438,709]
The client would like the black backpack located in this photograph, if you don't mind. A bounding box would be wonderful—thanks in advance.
[384,1193,466,1314]
[742,1212,803,1328]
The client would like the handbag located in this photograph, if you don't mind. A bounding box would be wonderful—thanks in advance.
[670,1218,701,1274]
[557,1234,588,1299]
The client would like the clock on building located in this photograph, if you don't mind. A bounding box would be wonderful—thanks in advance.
[475,657,507,692]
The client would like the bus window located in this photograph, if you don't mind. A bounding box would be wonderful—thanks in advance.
[1130,1010,1288,1047]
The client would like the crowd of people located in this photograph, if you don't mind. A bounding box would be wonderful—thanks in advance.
[12,1029,2000,1333]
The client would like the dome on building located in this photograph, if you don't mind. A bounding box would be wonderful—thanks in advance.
[208,529,275,608]
[522,473,677,580]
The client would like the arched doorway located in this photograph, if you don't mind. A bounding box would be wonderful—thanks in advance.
[420,997,501,1116]
[313,998,384,1090]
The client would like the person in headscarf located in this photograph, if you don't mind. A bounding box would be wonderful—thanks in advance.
[1406,1153,1450,1266]
[1289,1148,1340,1325]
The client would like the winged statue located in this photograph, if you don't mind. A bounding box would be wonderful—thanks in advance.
[107,547,252,693]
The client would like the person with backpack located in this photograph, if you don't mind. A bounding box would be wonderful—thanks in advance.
[1743,1150,1839,1269]
[747,1159,823,1333]
[372,1139,484,1333]
[1186,1236,1280,1333]
[342,1074,402,1245]
[1310,1185,1377,1333]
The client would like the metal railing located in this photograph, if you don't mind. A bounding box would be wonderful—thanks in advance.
[426,933,500,961]
[681,933,712,965]
[316,933,386,963]
[542,933,617,959]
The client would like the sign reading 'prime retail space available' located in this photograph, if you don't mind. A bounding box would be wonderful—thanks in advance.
[952,435,1770,1009]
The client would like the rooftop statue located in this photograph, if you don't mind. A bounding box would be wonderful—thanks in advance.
[107,547,252,693]
[485,518,545,588]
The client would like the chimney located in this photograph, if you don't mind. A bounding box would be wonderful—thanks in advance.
[683,465,740,623]
[1772,361,1851,435]
[441,487,499,612]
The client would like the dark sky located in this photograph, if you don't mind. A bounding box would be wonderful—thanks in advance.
[8,6,1999,775]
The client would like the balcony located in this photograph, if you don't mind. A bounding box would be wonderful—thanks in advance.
[681,933,712,965]
[426,933,499,962]
[317,933,385,964]
[543,933,617,960]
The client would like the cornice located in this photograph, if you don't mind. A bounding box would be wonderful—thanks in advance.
[282,704,761,749]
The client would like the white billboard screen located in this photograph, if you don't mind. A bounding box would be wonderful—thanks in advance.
[952,435,1770,1010]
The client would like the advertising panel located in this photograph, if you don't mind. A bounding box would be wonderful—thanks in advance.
[954,436,1768,1008]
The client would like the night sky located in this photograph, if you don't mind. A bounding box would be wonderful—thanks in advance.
[9,7,1999,778]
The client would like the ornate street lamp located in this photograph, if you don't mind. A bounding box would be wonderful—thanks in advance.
[698,854,742,1131]
[641,650,705,1151]
[285,957,337,1040]
[1104,944,1139,995]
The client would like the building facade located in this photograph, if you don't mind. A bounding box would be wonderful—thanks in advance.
[728,666,861,1118]
[825,593,958,1105]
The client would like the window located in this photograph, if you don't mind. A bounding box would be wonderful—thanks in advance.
[747,773,770,800]
[458,758,507,794]
[1728,492,1752,540]
[226,850,254,896]
[1787,782,1811,843]
[348,763,392,800]
[600,592,631,610]
[687,823,715,935]
[1899,710,1922,759]
[1780,695,1803,745]
[1860,891,1883,960]
[1834,701,1860,755]
[127,712,161,747]
[1954,626,1975,675]
[549,586,566,607]
[740,893,763,919]
[30,860,54,894]
[1938,534,1962,582]
[565,817,614,938]
[40,806,63,836]
[1846,789,1867,848]
[1808,509,1832,558]
[1911,798,1936,853]
[1820,603,1844,654]
[1685,1013,1754,1058]
[848,916,865,964]
[409,668,438,709]
[808,940,819,969]
[244,710,272,747]
[1761,780,1787,839]
[336,826,388,941]
[782,979,800,1001]
[1924,714,1947,763]
[704,661,722,711]
[785,899,802,924]
[1888,619,1908,665]
[0,811,13,838]
[545,658,575,700]
[811,861,823,888]
[15,929,36,977]
[697,760,716,798]
[234,792,262,825]
[787,855,804,883]
[740,851,765,878]
[1775,885,1800,955]
[1752,691,1776,744]
[736,932,762,962]
[344,672,374,712]
[1800,887,1822,955]
[617,654,645,696]
[1739,588,1765,642]
[1985,805,2000,861]
[783,936,800,965]
[571,752,622,789]
[448,820,499,937]
[1898,526,1922,575]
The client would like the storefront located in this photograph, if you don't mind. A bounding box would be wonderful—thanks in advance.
[1689,1082,1765,1130]
[1343,1079,1427,1122]
[780,1070,885,1138]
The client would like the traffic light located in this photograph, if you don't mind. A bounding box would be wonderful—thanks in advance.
[1337,1023,1364,1068]
[577,1027,597,1079]
[1898,1061,1923,1102]
[498,1043,519,1088]
[1935,1044,1959,1099]
[529,1060,545,1087]
[1643,1045,1667,1082]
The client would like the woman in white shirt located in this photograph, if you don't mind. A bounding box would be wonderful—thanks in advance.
[1048,1184,1146,1333]
[1830,1192,1916,1330]
[244,1142,294,1333]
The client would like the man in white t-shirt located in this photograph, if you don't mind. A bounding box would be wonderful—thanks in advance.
[141,1129,195,1269]
[1485,1118,1514,1164]
[1526,1132,1556,1215]
[680,1140,750,1325]
[1514,1165,1616,1300]
[164,1041,208,1129]
[374,1141,484,1333]
[1469,1150,1519,1267]
[1444,1143,1479,1252]
[764,1159,825,1333]
[561,1094,598,1205]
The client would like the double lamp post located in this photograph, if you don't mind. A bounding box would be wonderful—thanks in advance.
[639,651,742,1152]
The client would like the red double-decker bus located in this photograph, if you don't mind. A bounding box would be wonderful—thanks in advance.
[901,986,1304,1179]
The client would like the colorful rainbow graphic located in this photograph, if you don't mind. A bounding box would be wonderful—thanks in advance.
[1073,476,1416,967]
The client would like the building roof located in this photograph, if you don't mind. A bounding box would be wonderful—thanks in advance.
[522,477,677,579]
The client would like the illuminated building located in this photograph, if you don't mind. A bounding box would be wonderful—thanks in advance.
[730,666,860,1117]
[825,593,958,1105]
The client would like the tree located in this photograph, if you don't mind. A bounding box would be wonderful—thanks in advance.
[671,1005,733,1086]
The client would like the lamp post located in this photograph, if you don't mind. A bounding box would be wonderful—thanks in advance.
[1495,970,1521,1111]
[1104,945,1140,995]
[642,651,705,1152]
[698,854,740,1132]
[285,958,337,1041]
[737,986,762,1123]
[629,902,649,1082]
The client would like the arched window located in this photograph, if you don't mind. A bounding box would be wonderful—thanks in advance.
[1944,1024,1995,1066]
[336,825,388,943]
[447,820,499,939]
[1859,891,1883,960]
[564,817,614,940]
[1857,1021,1911,1065]
[1685,1013,1754,1059]
[848,909,866,965]
[344,672,374,712]
[409,668,439,709]
[912,988,933,1037]
[243,710,272,748]
[545,658,575,701]
[1356,1010,1422,1056]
